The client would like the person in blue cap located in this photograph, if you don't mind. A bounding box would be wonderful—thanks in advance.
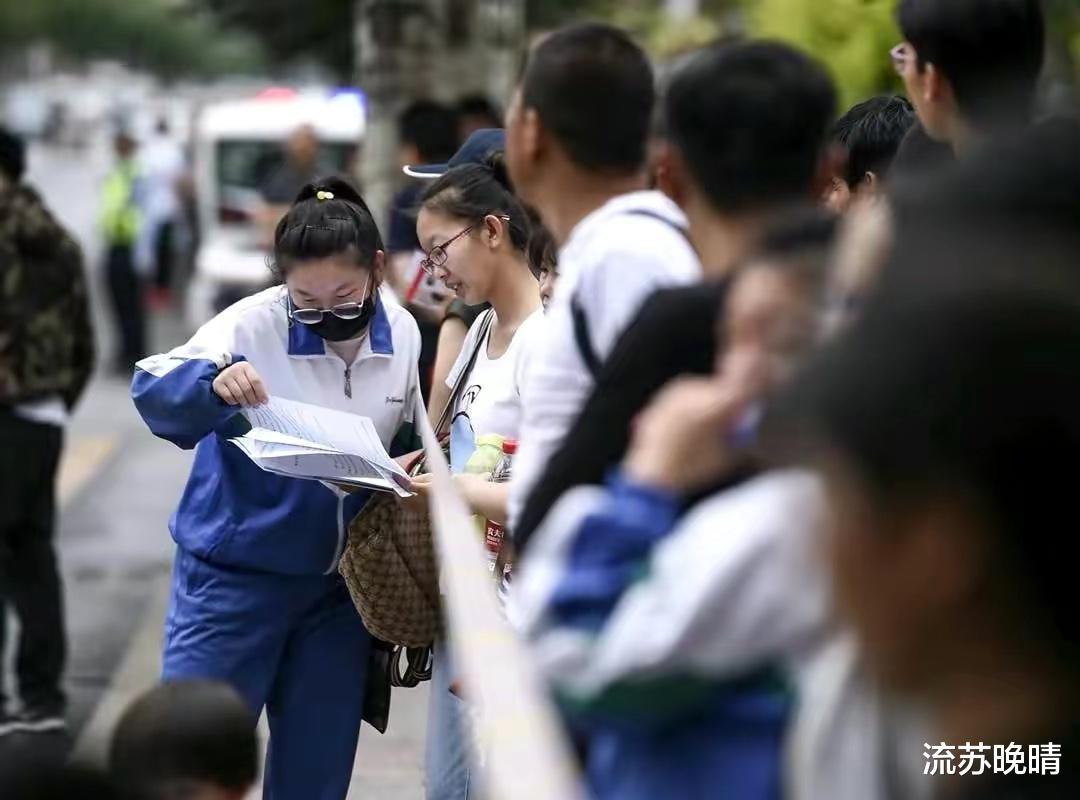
[131,177,421,800]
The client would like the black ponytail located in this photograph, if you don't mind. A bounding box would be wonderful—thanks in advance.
[271,175,384,282]
[419,152,531,253]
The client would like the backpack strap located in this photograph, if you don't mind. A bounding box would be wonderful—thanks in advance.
[568,209,692,377]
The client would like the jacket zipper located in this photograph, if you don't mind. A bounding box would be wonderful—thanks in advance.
[343,366,352,398]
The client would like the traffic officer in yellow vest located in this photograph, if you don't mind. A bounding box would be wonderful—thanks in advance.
[101,130,145,374]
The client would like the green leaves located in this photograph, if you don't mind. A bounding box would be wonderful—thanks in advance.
[0,0,264,78]
[742,0,902,109]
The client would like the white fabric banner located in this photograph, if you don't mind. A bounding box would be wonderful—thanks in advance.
[416,397,585,800]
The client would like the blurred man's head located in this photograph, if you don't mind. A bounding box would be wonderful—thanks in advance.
[110,680,257,800]
[286,125,319,170]
[661,40,836,226]
[456,94,502,139]
[505,23,654,213]
[0,126,26,185]
[114,131,137,160]
[397,100,460,169]
[894,0,1045,146]
[824,95,915,212]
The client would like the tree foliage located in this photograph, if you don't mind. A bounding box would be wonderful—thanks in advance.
[0,0,264,78]
[741,0,901,109]
[197,0,354,81]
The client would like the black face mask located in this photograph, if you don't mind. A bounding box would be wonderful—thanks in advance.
[306,300,375,342]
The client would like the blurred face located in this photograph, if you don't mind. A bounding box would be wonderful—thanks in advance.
[537,265,558,309]
[819,459,981,695]
[285,252,381,312]
[115,136,136,159]
[823,177,853,214]
[398,141,421,170]
[717,264,818,387]
[416,207,505,305]
[287,126,319,167]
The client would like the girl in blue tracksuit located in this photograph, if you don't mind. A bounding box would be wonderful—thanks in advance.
[131,178,421,800]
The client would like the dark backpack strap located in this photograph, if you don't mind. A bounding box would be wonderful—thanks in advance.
[567,209,691,377]
[570,293,602,377]
[624,208,693,244]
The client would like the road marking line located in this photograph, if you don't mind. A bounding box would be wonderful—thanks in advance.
[58,435,118,506]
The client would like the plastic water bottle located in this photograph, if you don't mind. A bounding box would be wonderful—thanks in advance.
[485,439,517,576]
[463,434,505,477]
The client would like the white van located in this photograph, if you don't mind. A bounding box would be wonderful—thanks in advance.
[187,90,365,328]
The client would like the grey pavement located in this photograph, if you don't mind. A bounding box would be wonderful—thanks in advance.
[2,138,429,797]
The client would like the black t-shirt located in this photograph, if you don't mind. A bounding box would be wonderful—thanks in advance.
[514,280,729,551]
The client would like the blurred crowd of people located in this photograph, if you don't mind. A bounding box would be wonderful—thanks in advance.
[3,0,1080,798]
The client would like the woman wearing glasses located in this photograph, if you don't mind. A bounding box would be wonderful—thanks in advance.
[131,177,421,800]
[411,154,543,799]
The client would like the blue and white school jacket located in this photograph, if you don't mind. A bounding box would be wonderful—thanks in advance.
[132,286,421,576]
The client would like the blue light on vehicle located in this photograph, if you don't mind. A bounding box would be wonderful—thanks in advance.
[329,88,367,116]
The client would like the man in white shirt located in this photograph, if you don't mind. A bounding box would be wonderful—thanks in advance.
[504,23,701,529]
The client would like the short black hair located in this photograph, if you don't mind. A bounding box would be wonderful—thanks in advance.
[398,100,460,162]
[897,0,1045,126]
[110,680,257,799]
[0,126,26,182]
[664,40,836,214]
[272,175,385,280]
[831,95,915,187]
[456,94,502,126]
[421,152,531,254]
[521,22,654,173]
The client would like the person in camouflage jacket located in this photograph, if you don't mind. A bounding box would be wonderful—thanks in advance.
[0,168,94,410]
[1,127,94,735]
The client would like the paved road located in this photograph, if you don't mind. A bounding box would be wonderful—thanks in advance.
[3,138,428,797]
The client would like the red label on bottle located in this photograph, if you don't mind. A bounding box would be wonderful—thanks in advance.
[485,520,504,572]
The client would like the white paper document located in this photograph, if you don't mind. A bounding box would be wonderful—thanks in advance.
[230,396,413,497]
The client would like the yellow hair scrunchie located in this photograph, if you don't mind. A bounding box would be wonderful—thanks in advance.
[315,190,335,201]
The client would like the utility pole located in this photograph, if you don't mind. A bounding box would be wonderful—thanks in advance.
[354,0,525,228]
[354,0,437,228]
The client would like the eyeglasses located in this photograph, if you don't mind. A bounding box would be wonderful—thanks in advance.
[419,216,511,275]
[890,43,914,75]
[287,282,369,325]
